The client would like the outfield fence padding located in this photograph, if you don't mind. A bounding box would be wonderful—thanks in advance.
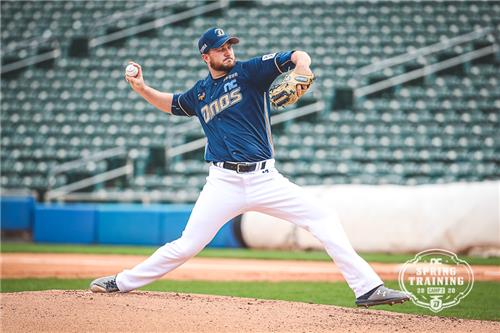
[241,181,499,253]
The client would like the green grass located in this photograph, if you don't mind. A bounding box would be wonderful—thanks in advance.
[2,242,499,265]
[1,278,499,321]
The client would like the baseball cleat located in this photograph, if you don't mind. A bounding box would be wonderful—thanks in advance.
[90,275,120,293]
[355,285,410,307]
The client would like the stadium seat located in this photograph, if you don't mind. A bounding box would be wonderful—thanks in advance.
[1,0,499,199]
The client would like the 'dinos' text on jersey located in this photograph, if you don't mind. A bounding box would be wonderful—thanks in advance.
[201,80,242,123]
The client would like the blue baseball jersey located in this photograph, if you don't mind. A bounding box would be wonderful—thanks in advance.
[171,51,296,162]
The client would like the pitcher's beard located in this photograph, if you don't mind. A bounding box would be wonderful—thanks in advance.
[210,58,235,72]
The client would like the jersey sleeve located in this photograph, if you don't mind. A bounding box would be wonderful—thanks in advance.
[244,51,296,90]
[171,85,197,117]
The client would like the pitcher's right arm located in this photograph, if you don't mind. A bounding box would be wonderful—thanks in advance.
[125,61,174,114]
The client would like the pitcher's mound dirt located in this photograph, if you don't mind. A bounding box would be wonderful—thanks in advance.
[1,290,498,333]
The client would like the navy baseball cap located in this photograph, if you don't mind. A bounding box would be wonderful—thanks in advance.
[198,27,239,54]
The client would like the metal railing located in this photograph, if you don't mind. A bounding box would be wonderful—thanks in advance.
[166,101,326,158]
[1,1,229,74]
[45,146,132,202]
[355,27,493,77]
[1,40,61,74]
[271,101,326,125]
[93,1,184,28]
[0,188,36,197]
[3,33,55,53]
[49,146,126,177]
[46,164,133,201]
[355,44,498,98]
[49,189,192,204]
[89,0,229,48]
[170,118,201,135]
[353,27,497,98]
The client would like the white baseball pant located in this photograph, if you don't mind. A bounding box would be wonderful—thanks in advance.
[116,160,383,297]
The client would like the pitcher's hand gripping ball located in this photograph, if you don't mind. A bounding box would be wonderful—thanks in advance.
[125,64,139,78]
[269,70,315,108]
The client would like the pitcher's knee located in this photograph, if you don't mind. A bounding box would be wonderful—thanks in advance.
[166,238,204,261]
[306,214,345,238]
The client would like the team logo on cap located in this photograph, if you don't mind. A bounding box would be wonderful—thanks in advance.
[215,28,224,36]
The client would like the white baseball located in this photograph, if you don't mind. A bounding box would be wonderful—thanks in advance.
[125,64,139,78]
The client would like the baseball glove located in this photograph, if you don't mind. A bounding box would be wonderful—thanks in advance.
[269,70,315,108]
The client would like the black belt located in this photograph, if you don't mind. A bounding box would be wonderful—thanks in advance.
[219,161,267,173]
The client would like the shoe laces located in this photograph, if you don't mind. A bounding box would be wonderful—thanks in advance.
[104,279,118,291]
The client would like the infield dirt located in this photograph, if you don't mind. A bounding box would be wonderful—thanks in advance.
[2,253,499,281]
[2,290,499,333]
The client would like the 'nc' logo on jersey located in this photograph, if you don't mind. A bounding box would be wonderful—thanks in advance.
[201,80,242,123]
[223,79,238,93]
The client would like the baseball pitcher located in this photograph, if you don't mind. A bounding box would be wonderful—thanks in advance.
[90,28,410,307]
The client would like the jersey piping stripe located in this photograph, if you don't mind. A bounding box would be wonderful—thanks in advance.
[263,92,274,156]
[274,56,284,74]
[204,141,208,161]
[274,58,292,74]
[177,95,192,117]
